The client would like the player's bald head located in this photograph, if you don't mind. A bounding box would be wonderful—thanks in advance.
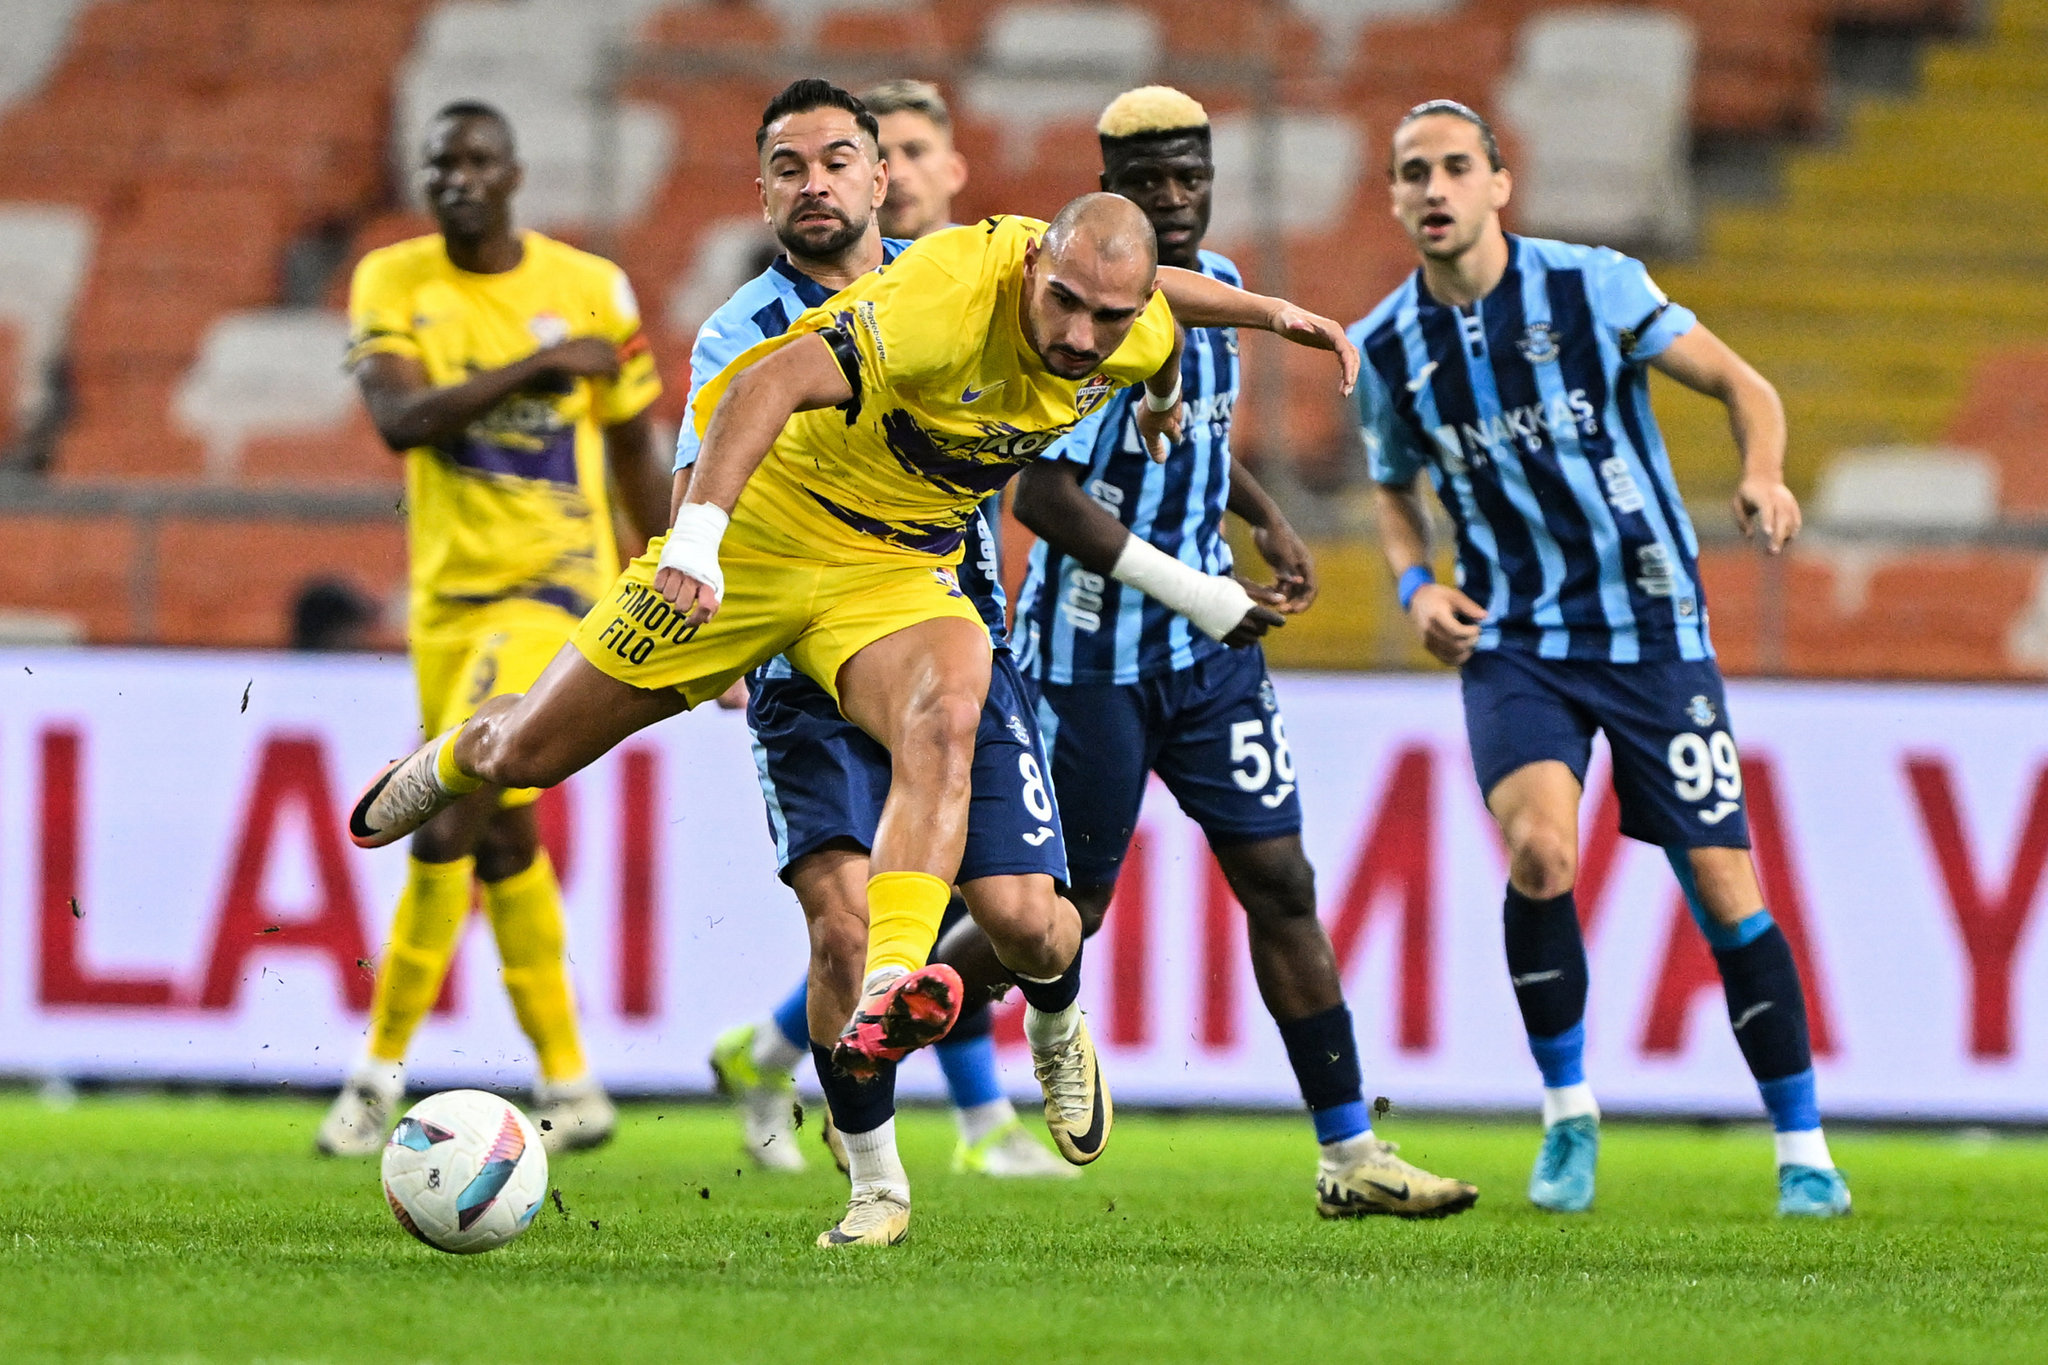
[1043,192,1159,280]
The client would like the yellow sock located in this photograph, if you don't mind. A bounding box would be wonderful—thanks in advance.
[865,870,951,977]
[366,856,474,1063]
[483,851,587,1084]
[433,727,483,797]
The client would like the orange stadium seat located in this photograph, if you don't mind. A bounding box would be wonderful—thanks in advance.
[0,321,19,451]
[0,514,143,641]
[640,2,787,60]
[816,8,951,66]
[0,83,164,211]
[239,410,403,488]
[1341,15,1513,115]
[1946,348,2048,521]
[153,516,408,648]
[61,0,250,92]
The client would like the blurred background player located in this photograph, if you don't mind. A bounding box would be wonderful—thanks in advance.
[864,79,969,242]
[956,86,1479,1220]
[1357,101,1849,1218]
[699,80,1071,1187]
[317,101,669,1157]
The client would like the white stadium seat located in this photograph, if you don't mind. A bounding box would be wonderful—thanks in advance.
[1207,112,1363,243]
[664,218,775,347]
[172,311,358,478]
[1497,7,1696,251]
[0,0,92,117]
[964,4,1161,164]
[1288,0,1459,58]
[1814,447,2000,534]
[0,204,94,432]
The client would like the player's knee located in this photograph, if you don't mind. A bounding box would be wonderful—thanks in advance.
[902,690,983,771]
[1221,845,1318,924]
[466,707,567,790]
[471,812,539,883]
[1508,826,1577,899]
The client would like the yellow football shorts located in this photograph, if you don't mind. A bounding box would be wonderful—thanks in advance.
[413,600,579,808]
[570,530,988,707]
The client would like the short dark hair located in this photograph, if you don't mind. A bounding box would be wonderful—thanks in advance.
[1395,99,1504,172]
[756,78,879,154]
[430,99,515,152]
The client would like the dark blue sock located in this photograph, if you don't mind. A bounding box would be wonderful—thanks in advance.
[1711,920,1813,1090]
[1010,939,1083,1014]
[810,1042,896,1135]
[1504,885,1588,1082]
[934,1003,1004,1109]
[1275,1003,1369,1143]
[771,977,809,1051]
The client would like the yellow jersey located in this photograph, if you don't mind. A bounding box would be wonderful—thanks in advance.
[347,231,661,636]
[692,215,1176,565]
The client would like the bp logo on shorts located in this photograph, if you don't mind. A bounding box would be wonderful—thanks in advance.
[1006,713,1031,747]
[1517,323,1560,365]
[1685,694,1717,728]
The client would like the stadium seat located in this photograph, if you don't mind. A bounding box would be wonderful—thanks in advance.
[964,4,1161,163]
[640,1,788,58]
[0,0,93,115]
[171,311,358,480]
[0,513,141,641]
[1341,13,1513,112]
[1811,447,1998,534]
[0,205,94,441]
[239,408,402,487]
[661,218,777,358]
[153,516,408,648]
[1498,8,1696,251]
[0,320,18,451]
[1946,348,2048,521]
[814,6,951,65]
[1207,111,1364,244]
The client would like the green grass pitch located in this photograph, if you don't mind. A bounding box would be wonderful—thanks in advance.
[2,1095,2045,1363]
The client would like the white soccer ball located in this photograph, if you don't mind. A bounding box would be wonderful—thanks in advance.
[380,1090,549,1254]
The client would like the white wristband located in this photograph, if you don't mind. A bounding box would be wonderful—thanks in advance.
[657,503,730,603]
[1143,374,1181,413]
[1110,535,1254,641]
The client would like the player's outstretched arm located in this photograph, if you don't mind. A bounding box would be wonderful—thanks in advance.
[1013,462,1283,647]
[1649,324,1801,553]
[1374,478,1483,666]
[1153,267,1359,396]
[653,332,854,624]
[602,410,672,561]
[1227,462,1316,614]
[354,339,621,452]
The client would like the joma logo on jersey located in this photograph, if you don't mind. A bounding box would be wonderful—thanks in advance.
[1431,389,1598,467]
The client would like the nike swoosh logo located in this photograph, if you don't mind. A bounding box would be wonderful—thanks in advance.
[1068,1055,1108,1155]
[1406,361,1439,392]
[1732,1001,1773,1030]
[1365,1178,1410,1201]
[1511,970,1563,987]
[960,379,1005,403]
[1023,827,1055,846]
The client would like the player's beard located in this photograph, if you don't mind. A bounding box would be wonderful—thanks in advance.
[776,207,867,265]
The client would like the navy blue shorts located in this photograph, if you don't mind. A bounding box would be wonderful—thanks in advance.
[1033,644,1304,889]
[746,649,1068,885]
[1461,648,1751,849]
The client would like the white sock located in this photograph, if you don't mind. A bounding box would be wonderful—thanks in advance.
[1319,1130,1379,1171]
[840,1116,910,1200]
[353,1057,406,1096]
[1023,1002,1080,1050]
[1542,1083,1599,1128]
[1775,1127,1834,1171]
[863,966,906,994]
[955,1098,1016,1146]
[751,1019,805,1076]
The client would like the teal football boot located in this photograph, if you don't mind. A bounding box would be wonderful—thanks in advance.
[1528,1114,1599,1212]
[1777,1164,1852,1217]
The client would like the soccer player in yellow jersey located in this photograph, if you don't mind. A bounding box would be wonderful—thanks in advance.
[317,101,669,1158]
[348,157,1357,1184]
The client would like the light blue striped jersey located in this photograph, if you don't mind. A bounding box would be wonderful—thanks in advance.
[1352,235,1709,664]
[1015,248,1243,685]
[673,244,1010,676]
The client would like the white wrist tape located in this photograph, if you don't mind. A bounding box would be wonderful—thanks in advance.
[657,503,730,602]
[1110,535,1254,641]
[1143,374,1182,413]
